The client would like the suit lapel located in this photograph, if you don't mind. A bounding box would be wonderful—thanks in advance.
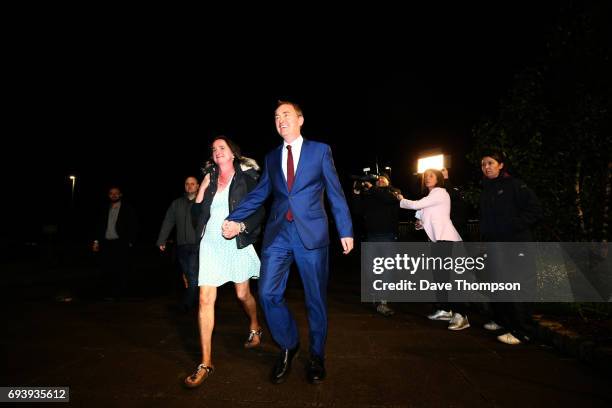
[272,144,289,193]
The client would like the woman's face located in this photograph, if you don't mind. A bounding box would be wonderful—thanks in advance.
[481,156,504,179]
[424,171,438,190]
[212,139,234,165]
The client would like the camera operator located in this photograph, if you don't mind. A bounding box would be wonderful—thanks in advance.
[352,174,401,316]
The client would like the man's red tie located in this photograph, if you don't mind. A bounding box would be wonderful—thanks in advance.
[286,145,294,221]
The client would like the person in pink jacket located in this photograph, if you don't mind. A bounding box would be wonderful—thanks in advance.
[398,169,461,242]
[398,169,468,331]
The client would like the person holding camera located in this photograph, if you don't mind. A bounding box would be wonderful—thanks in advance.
[352,174,401,316]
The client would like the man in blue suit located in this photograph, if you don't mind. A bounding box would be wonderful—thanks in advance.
[222,100,353,384]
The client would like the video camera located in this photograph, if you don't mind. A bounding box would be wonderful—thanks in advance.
[351,173,379,193]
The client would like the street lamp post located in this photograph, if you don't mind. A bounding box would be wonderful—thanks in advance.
[69,175,76,205]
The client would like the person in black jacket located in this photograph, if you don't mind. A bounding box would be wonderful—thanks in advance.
[441,168,468,240]
[184,136,265,388]
[480,157,541,243]
[352,174,401,316]
[91,186,138,300]
[479,150,542,345]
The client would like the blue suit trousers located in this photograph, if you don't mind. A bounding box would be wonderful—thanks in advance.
[259,220,329,358]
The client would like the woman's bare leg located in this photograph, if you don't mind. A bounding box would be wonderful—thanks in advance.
[198,285,217,365]
[235,280,260,331]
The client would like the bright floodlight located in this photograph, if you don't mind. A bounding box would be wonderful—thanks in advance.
[417,154,444,173]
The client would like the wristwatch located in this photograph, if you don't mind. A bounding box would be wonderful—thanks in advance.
[239,222,247,234]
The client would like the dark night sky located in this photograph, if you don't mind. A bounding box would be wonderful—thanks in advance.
[8,4,570,242]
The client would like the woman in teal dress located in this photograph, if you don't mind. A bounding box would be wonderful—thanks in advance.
[184,136,265,388]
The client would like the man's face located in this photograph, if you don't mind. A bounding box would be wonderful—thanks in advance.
[184,177,199,194]
[108,188,122,203]
[376,177,389,187]
[274,104,304,141]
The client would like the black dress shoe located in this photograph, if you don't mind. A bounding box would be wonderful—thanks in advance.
[270,343,299,384]
[306,355,326,384]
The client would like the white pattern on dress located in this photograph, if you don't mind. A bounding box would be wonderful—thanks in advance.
[198,179,260,287]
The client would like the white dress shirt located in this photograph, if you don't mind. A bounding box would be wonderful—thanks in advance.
[105,202,121,240]
[282,135,303,181]
[400,187,462,242]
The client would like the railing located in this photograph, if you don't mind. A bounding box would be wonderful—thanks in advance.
[398,220,480,241]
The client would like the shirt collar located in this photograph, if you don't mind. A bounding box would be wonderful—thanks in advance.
[283,135,303,150]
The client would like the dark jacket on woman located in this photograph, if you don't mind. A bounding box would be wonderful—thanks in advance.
[192,157,265,249]
[479,173,542,242]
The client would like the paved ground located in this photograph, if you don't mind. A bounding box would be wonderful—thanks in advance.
[2,252,612,407]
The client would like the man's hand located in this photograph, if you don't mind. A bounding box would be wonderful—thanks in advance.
[159,244,166,252]
[92,241,100,253]
[340,237,354,255]
[222,220,241,239]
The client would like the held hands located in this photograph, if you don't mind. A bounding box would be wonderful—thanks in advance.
[222,220,241,239]
[340,237,354,255]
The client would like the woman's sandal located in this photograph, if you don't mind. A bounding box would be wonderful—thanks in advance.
[244,328,263,349]
[184,364,214,388]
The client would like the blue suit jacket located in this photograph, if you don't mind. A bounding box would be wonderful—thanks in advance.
[227,139,353,250]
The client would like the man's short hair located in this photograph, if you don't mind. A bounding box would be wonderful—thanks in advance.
[277,100,303,117]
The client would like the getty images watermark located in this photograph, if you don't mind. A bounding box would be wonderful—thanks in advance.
[361,242,612,302]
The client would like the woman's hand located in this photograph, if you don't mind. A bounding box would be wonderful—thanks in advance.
[195,174,211,204]
[202,174,210,189]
